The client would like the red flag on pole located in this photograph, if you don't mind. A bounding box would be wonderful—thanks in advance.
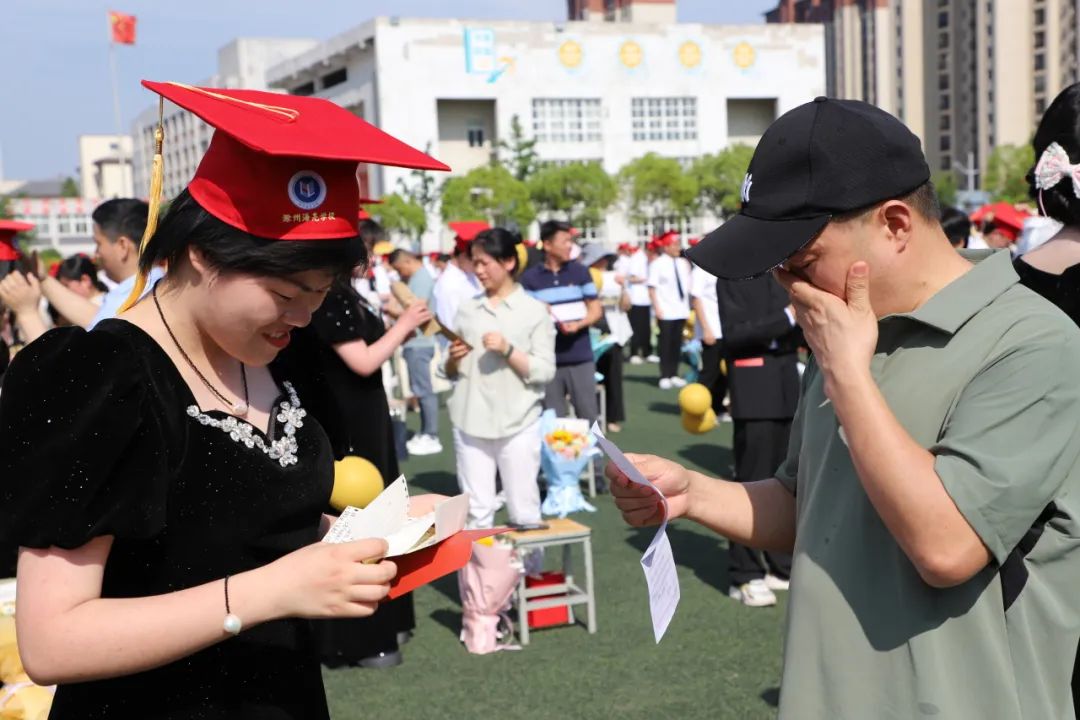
[109,11,136,45]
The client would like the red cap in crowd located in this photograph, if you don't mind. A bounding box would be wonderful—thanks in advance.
[448,220,490,253]
[0,220,34,261]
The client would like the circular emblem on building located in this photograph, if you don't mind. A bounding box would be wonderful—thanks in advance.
[679,41,702,69]
[559,40,583,69]
[287,170,327,211]
[733,42,756,70]
[619,40,643,69]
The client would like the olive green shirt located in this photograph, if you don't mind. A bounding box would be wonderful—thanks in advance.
[775,250,1080,719]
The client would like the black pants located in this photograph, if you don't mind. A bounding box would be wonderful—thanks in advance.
[597,345,625,423]
[729,418,793,586]
[628,305,652,358]
[657,319,684,379]
[698,341,728,413]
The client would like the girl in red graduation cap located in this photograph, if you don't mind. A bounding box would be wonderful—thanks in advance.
[0,81,448,720]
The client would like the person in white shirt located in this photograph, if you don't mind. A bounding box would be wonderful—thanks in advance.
[582,243,633,432]
[648,231,691,389]
[429,225,486,332]
[445,228,556,528]
[626,241,655,364]
[689,249,728,417]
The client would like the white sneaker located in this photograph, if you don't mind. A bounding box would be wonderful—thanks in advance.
[764,574,790,591]
[646,354,660,363]
[407,434,443,456]
[728,579,777,607]
[629,355,644,366]
[658,378,673,390]
[670,377,687,388]
[718,411,732,423]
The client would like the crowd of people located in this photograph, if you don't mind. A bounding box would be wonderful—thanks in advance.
[1,75,1080,719]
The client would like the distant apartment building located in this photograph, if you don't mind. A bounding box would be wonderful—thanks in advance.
[769,0,1080,183]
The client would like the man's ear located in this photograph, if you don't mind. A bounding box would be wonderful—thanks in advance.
[879,200,915,253]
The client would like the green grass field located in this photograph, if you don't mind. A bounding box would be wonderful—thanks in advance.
[324,361,785,720]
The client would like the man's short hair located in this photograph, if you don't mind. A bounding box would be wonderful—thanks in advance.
[540,220,573,243]
[92,198,149,244]
[387,248,415,265]
[831,180,942,226]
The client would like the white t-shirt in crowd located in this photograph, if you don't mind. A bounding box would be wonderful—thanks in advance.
[613,254,632,280]
[647,254,691,321]
[432,260,481,330]
[627,251,652,307]
[689,265,722,341]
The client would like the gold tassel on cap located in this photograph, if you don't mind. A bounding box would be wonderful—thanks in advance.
[118,96,165,313]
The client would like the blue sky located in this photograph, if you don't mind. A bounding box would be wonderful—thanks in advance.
[0,0,777,181]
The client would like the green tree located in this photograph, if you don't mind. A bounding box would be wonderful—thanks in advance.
[0,195,12,220]
[984,144,1035,204]
[931,170,959,207]
[527,161,618,229]
[497,115,540,182]
[441,164,536,230]
[618,153,699,224]
[690,144,754,218]
[371,193,428,239]
[60,177,80,198]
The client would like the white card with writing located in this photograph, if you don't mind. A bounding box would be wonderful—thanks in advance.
[591,423,681,643]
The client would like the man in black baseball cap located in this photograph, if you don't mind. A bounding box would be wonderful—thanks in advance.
[608,97,1080,718]
[686,96,933,281]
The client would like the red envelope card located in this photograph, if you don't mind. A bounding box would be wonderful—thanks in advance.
[386,527,508,600]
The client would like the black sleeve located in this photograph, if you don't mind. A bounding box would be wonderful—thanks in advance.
[715,276,795,357]
[0,327,170,549]
[309,284,365,346]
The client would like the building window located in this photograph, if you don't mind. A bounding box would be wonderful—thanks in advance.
[940,136,951,152]
[941,115,951,131]
[1037,98,1048,114]
[939,74,949,90]
[292,81,315,96]
[941,154,952,170]
[466,123,485,148]
[1035,75,1047,93]
[1035,31,1046,49]
[1035,53,1046,71]
[630,97,698,142]
[531,98,602,143]
[940,94,950,110]
[938,11,949,28]
[321,68,347,89]
[1035,8,1046,25]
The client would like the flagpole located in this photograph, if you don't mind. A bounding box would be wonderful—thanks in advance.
[107,15,129,197]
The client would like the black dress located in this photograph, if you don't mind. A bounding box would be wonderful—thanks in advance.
[305,282,415,665]
[0,319,333,720]
[1014,256,1080,713]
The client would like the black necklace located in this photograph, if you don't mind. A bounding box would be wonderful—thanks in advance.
[152,283,249,416]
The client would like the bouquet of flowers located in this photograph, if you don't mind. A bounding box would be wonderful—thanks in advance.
[539,410,598,518]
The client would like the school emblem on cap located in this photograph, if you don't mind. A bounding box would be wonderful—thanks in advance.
[740,173,753,204]
[287,170,328,211]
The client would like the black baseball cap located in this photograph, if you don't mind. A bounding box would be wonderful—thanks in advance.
[686,97,930,280]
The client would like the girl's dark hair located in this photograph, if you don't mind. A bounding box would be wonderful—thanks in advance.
[940,206,972,247]
[470,227,521,274]
[56,254,107,292]
[1029,82,1080,226]
[139,189,366,281]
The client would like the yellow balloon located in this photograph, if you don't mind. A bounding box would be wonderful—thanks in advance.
[678,383,713,416]
[331,456,385,511]
[681,408,717,434]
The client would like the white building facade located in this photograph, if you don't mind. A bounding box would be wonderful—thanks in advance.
[265,17,824,249]
[78,134,134,199]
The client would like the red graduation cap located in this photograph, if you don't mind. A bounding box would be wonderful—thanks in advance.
[0,220,34,262]
[141,81,448,241]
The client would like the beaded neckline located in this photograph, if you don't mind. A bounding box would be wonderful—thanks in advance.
[185,381,306,467]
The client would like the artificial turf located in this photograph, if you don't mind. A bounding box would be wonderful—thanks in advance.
[323,360,786,719]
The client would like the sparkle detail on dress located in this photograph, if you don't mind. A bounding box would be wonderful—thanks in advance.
[185,381,306,467]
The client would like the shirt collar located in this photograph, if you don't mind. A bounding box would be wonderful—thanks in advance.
[888,249,1018,334]
[479,284,523,313]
